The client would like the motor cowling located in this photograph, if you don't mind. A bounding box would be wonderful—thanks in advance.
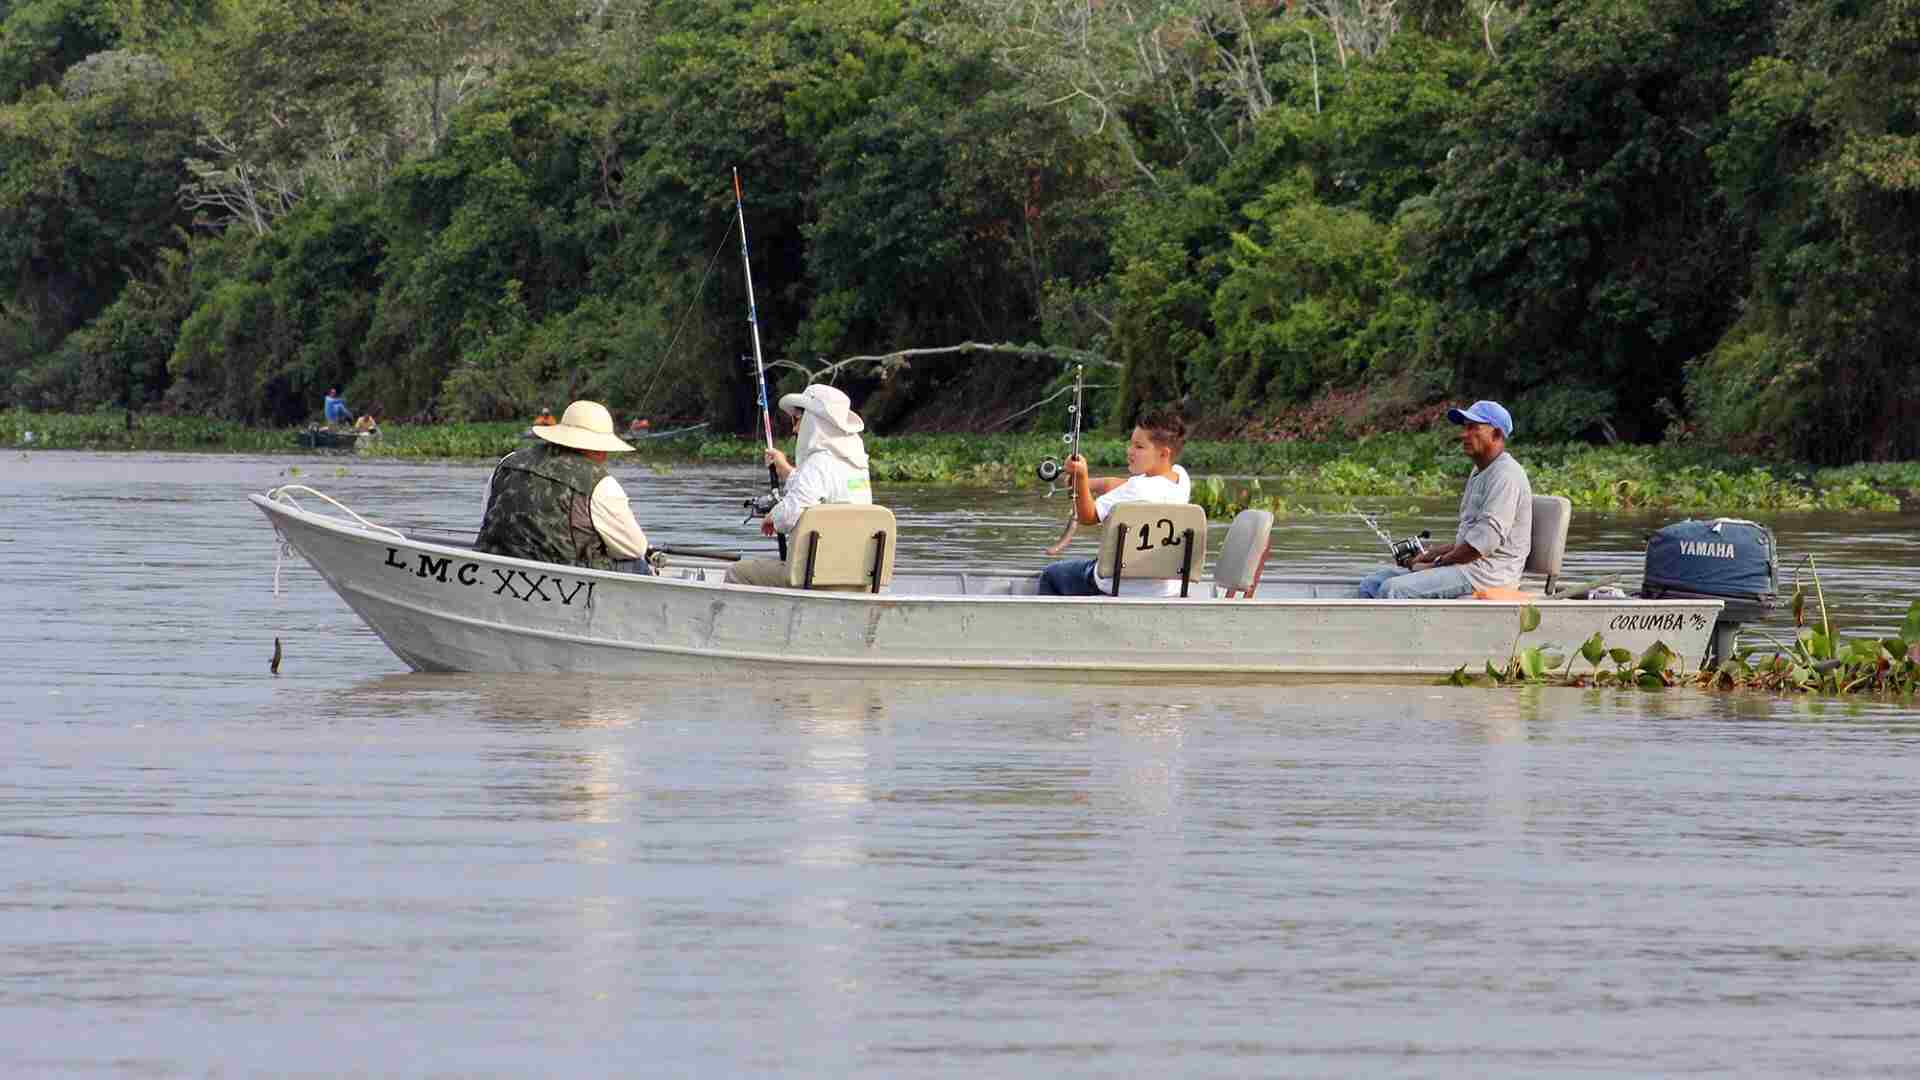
[1641,517,1778,662]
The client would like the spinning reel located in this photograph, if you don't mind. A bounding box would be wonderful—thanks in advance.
[1390,531,1432,569]
[1355,508,1432,568]
[741,490,778,523]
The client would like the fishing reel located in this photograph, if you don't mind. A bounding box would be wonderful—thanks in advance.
[1391,531,1432,569]
[1036,391,1082,494]
[1036,453,1079,496]
[742,491,778,522]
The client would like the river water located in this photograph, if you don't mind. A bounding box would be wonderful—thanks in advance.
[4,451,1920,1077]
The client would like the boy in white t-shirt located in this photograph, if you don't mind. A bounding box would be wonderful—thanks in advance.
[1036,410,1192,596]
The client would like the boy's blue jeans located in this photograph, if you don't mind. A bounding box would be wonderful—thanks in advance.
[1038,558,1103,596]
[1357,564,1474,600]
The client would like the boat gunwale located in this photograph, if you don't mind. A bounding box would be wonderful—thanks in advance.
[251,491,1726,613]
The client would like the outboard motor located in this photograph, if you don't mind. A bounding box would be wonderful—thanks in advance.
[1641,517,1779,664]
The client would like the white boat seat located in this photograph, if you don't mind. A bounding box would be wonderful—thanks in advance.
[787,504,897,593]
[1212,509,1274,598]
[1527,494,1571,595]
[1095,503,1208,598]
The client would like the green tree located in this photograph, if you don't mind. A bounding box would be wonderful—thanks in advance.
[168,194,384,421]
[22,242,195,411]
[1107,183,1234,423]
[1410,0,1773,438]
[0,56,194,367]
[1694,4,1920,462]
[364,56,625,420]
[0,0,115,101]
[1209,186,1400,412]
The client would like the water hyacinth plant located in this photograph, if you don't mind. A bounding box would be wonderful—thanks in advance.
[1453,577,1920,697]
[1704,563,1920,695]
[1447,605,1688,690]
[2,411,1910,513]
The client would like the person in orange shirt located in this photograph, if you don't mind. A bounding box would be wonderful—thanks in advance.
[533,407,557,426]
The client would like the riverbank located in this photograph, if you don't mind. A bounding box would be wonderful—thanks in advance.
[6,410,1914,513]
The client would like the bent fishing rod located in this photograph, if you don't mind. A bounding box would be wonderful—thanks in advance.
[1040,364,1085,556]
[733,167,785,561]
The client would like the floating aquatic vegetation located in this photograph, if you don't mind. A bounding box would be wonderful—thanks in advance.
[1452,572,1920,696]
[0,409,1909,513]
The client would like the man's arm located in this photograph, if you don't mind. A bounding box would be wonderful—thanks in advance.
[769,456,829,534]
[1066,456,1102,525]
[1413,541,1481,569]
[591,476,648,559]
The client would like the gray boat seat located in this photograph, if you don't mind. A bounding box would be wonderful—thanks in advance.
[1096,503,1208,597]
[1211,509,1274,598]
[787,504,897,593]
[1527,494,1571,595]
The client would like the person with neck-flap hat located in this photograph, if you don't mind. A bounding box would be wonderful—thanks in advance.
[725,383,874,587]
[476,400,651,573]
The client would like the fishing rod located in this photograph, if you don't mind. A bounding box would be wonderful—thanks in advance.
[732,167,785,561]
[648,546,743,563]
[1352,506,1430,568]
[1034,364,1085,496]
[1040,364,1085,556]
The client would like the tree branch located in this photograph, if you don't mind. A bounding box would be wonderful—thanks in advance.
[787,341,1117,384]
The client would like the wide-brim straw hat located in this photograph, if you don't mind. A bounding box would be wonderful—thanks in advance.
[532,400,635,453]
[778,384,864,434]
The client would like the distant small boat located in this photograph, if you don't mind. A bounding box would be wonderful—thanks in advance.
[297,427,374,452]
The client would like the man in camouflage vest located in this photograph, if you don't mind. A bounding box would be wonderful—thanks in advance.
[477,400,650,572]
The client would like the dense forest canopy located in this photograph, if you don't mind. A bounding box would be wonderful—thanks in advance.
[1,0,1915,463]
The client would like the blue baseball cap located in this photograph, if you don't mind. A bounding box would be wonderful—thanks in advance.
[1447,400,1512,438]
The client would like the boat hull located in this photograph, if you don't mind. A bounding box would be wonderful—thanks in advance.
[296,429,372,451]
[254,493,1725,680]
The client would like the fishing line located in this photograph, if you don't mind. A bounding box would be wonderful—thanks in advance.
[633,211,738,418]
[988,380,1114,431]
[732,169,786,560]
[1352,505,1429,567]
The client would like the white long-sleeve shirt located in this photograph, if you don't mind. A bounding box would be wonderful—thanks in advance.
[589,475,648,559]
[770,453,873,535]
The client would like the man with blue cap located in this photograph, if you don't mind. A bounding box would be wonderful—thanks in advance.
[1359,399,1532,600]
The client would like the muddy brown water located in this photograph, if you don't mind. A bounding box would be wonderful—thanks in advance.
[4,451,1919,1076]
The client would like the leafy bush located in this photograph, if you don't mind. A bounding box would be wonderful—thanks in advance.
[1682,322,1813,456]
[1510,384,1618,443]
[1209,194,1399,413]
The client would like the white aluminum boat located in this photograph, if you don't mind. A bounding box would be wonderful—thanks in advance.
[253,485,1724,680]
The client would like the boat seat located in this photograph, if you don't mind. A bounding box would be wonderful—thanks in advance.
[1527,494,1571,595]
[787,504,897,593]
[1096,503,1208,598]
[1211,509,1274,598]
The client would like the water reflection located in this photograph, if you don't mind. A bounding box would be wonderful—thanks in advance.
[776,685,876,869]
